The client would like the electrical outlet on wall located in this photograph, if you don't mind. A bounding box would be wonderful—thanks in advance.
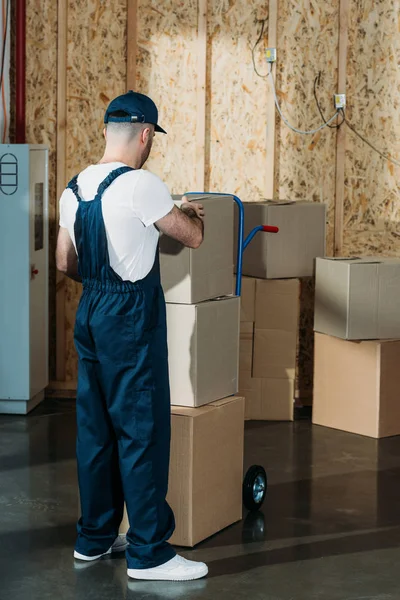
[334,94,346,109]
[266,48,277,63]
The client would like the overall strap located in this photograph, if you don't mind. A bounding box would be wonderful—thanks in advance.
[67,175,81,202]
[94,166,134,201]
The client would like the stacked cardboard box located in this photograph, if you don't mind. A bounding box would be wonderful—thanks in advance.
[138,194,244,546]
[161,194,234,305]
[313,257,400,439]
[235,201,326,278]
[120,395,245,547]
[239,276,315,420]
[237,201,325,420]
[160,194,240,408]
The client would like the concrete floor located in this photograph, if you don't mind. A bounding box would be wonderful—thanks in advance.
[1,400,400,600]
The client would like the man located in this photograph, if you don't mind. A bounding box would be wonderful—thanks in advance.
[56,91,208,581]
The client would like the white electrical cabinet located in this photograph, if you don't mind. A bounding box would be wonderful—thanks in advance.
[0,145,49,414]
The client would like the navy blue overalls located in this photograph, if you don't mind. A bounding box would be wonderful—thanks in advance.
[67,166,176,569]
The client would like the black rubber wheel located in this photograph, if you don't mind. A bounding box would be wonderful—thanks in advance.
[243,465,267,512]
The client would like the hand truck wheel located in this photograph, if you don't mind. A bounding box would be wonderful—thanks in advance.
[243,465,267,512]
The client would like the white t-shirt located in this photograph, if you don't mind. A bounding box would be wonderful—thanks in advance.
[59,162,174,282]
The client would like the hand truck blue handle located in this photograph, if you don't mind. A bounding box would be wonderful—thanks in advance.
[182,192,278,296]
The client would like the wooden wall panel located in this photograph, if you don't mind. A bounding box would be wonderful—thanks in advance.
[64,0,127,381]
[207,1,269,200]
[55,0,68,381]
[342,0,400,257]
[23,0,400,384]
[136,0,199,192]
[333,0,348,256]
[127,0,138,90]
[25,0,58,378]
[275,0,339,254]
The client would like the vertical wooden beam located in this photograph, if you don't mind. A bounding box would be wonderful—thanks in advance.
[334,0,349,256]
[126,0,138,90]
[196,0,207,191]
[265,0,278,199]
[56,0,67,214]
[55,0,67,381]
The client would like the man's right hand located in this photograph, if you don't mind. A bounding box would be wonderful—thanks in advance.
[156,202,205,250]
[181,199,205,220]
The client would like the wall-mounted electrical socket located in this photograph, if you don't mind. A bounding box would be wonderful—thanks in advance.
[266,48,277,63]
[334,94,346,109]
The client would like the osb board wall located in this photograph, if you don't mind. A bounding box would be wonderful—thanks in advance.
[64,0,128,380]
[275,0,339,255]
[136,0,400,257]
[342,0,400,257]
[207,1,269,199]
[136,0,199,191]
[24,0,400,382]
[136,1,339,243]
[25,0,58,378]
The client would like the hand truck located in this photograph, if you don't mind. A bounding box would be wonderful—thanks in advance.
[184,191,279,512]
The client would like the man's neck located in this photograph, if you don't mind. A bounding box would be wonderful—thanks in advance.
[98,150,142,170]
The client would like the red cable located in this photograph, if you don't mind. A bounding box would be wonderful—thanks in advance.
[1,0,7,143]
[15,0,25,143]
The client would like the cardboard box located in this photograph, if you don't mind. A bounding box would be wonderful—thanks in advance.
[313,333,400,438]
[251,378,295,421]
[169,396,245,546]
[239,279,299,421]
[238,370,262,419]
[253,328,297,380]
[253,279,300,380]
[235,201,326,279]
[239,371,294,421]
[160,194,234,304]
[239,322,254,372]
[240,276,256,322]
[314,257,400,340]
[167,296,240,407]
[120,396,245,547]
[237,278,315,420]
[249,278,314,419]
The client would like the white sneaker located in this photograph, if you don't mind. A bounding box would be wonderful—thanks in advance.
[127,555,208,582]
[73,534,128,561]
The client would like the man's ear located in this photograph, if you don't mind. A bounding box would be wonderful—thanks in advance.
[103,127,107,140]
[142,127,151,144]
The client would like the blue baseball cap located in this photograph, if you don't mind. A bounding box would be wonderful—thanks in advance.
[104,91,167,134]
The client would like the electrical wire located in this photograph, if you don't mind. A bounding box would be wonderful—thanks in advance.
[313,70,399,168]
[267,63,340,135]
[313,72,344,129]
[251,22,398,157]
[340,110,400,168]
[251,21,340,135]
[251,19,269,79]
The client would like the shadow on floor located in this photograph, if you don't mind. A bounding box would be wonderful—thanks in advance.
[207,524,400,578]
[2,405,400,599]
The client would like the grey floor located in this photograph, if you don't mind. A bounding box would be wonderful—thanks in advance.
[1,401,400,600]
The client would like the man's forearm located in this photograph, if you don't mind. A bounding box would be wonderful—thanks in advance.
[156,204,204,249]
[180,206,204,237]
